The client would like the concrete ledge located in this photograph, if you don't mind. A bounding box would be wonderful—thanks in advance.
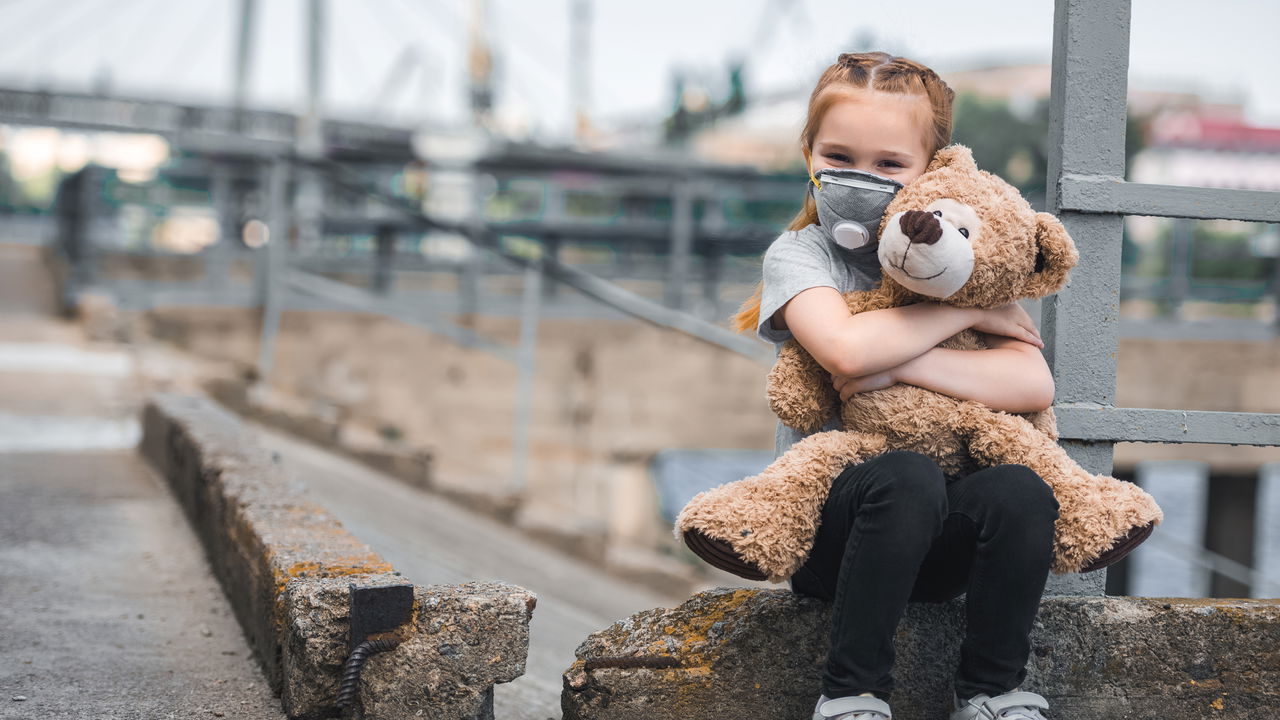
[141,394,534,719]
[282,577,535,719]
[206,378,434,493]
[561,588,1280,720]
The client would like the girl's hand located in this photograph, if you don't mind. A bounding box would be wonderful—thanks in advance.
[970,303,1044,348]
[832,369,898,402]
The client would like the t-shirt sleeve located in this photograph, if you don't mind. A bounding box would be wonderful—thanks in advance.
[757,231,838,344]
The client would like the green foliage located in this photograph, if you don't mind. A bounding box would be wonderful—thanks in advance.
[951,93,1049,199]
[950,92,1146,205]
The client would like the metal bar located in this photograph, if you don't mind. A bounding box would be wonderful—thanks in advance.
[1142,535,1280,599]
[511,260,543,492]
[665,182,695,310]
[1044,0,1132,436]
[286,269,515,360]
[533,254,774,364]
[255,160,290,382]
[372,225,395,295]
[1059,174,1280,224]
[1054,405,1280,445]
[313,158,774,365]
[1167,218,1193,316]
[208,163,235,291]
[1041,0,1134,596]
[233,0,257,114]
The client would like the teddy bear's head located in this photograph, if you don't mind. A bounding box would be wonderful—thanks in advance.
[875,145,1079,308]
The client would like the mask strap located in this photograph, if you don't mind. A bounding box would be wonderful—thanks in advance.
[807,155,822,189]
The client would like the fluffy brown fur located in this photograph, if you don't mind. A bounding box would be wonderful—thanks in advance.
[676,146,1162,582]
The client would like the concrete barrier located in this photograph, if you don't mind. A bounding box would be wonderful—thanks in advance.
[141,394,534,719]
[562,588,1280,720]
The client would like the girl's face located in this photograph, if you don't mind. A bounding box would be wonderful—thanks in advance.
[807,89,934,186]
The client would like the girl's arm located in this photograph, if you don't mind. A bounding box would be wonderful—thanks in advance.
[835,334,1056,414]
[778,286,1042,378]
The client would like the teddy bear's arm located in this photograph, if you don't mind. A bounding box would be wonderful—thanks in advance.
[767,340,839,434]
[765,286,901,433]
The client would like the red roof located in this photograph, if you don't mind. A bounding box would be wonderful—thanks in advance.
[1149,114,1280,151]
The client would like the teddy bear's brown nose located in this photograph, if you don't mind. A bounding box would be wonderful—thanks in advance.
[900,210,943,245]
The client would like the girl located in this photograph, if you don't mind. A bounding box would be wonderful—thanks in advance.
[733,53,1057,720]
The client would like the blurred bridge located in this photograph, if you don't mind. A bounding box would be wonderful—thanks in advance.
[0,86,414,157]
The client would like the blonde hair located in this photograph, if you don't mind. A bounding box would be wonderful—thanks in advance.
[730,52,956,334]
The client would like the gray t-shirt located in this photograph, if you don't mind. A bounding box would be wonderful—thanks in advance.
[756,223,883,457]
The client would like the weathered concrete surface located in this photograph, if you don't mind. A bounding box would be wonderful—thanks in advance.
[562,588,1280,720]
[140,393,535,719]
[208,377,438,494]
[0,450,285,720]
[0,242,283,718]
[281,577,534,720]
[253,423,696,720]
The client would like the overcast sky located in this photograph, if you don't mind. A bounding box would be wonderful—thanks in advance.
[0,0,1275,141]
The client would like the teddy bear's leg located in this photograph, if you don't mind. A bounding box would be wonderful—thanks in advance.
[675,429,888,582]
[953,405,1163,574]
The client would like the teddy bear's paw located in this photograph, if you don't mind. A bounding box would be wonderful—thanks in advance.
[673,476,823,581]
[681,528,769,581]
[1080,522,1155,573]
[1048,475,1163,574]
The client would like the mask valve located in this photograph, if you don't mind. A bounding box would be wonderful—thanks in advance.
[832,221,872,250]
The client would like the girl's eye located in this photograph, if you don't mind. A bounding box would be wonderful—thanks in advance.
[825,153,850,163]
[880,161,903,169]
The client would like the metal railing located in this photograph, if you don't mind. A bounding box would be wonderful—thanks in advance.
[1042,0,1280,595]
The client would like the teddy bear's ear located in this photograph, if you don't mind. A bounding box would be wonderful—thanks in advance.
[925,144,977,174]
[1024,212,1080,298]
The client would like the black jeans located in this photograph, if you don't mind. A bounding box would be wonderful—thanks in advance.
[789,450,1058,701]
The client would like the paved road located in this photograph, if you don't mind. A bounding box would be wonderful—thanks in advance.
[255,426,689,720]
[0,243,283,720]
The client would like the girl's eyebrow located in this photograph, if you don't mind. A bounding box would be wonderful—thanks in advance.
[815,141,916,159]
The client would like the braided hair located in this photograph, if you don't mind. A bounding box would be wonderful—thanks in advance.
[730,52,956,334]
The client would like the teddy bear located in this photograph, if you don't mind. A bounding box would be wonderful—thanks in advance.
[676,145,1162,583]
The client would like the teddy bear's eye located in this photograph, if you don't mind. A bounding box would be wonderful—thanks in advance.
[958,228,970,238]
[932,210,943,217]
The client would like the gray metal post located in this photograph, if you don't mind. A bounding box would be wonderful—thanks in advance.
[294,0,326,258]
[256,160,290,382]
[233,0,257,115]
[665,182,695,309]
[702,190,728,319]
[252,162,273,306]
[459,169,486,322]
[372,224,395,295]
[1167,218,1193,317]
[511,259,543,493]
[542,181,565,298]
[1042,0,1133,596]
[208,163,235,291]
[570,0,591,143]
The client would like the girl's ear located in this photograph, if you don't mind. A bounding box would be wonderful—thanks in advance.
[925,144,977,173]
[1025,212,1080,298]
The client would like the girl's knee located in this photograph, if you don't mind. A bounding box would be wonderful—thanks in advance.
[856,451,947,521]
[974,465,1059,521]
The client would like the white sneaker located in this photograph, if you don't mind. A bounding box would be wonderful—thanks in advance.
[812,693,892,720]
[950,690,1049,720]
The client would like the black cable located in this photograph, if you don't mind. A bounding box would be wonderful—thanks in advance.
[335,635,402,710]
